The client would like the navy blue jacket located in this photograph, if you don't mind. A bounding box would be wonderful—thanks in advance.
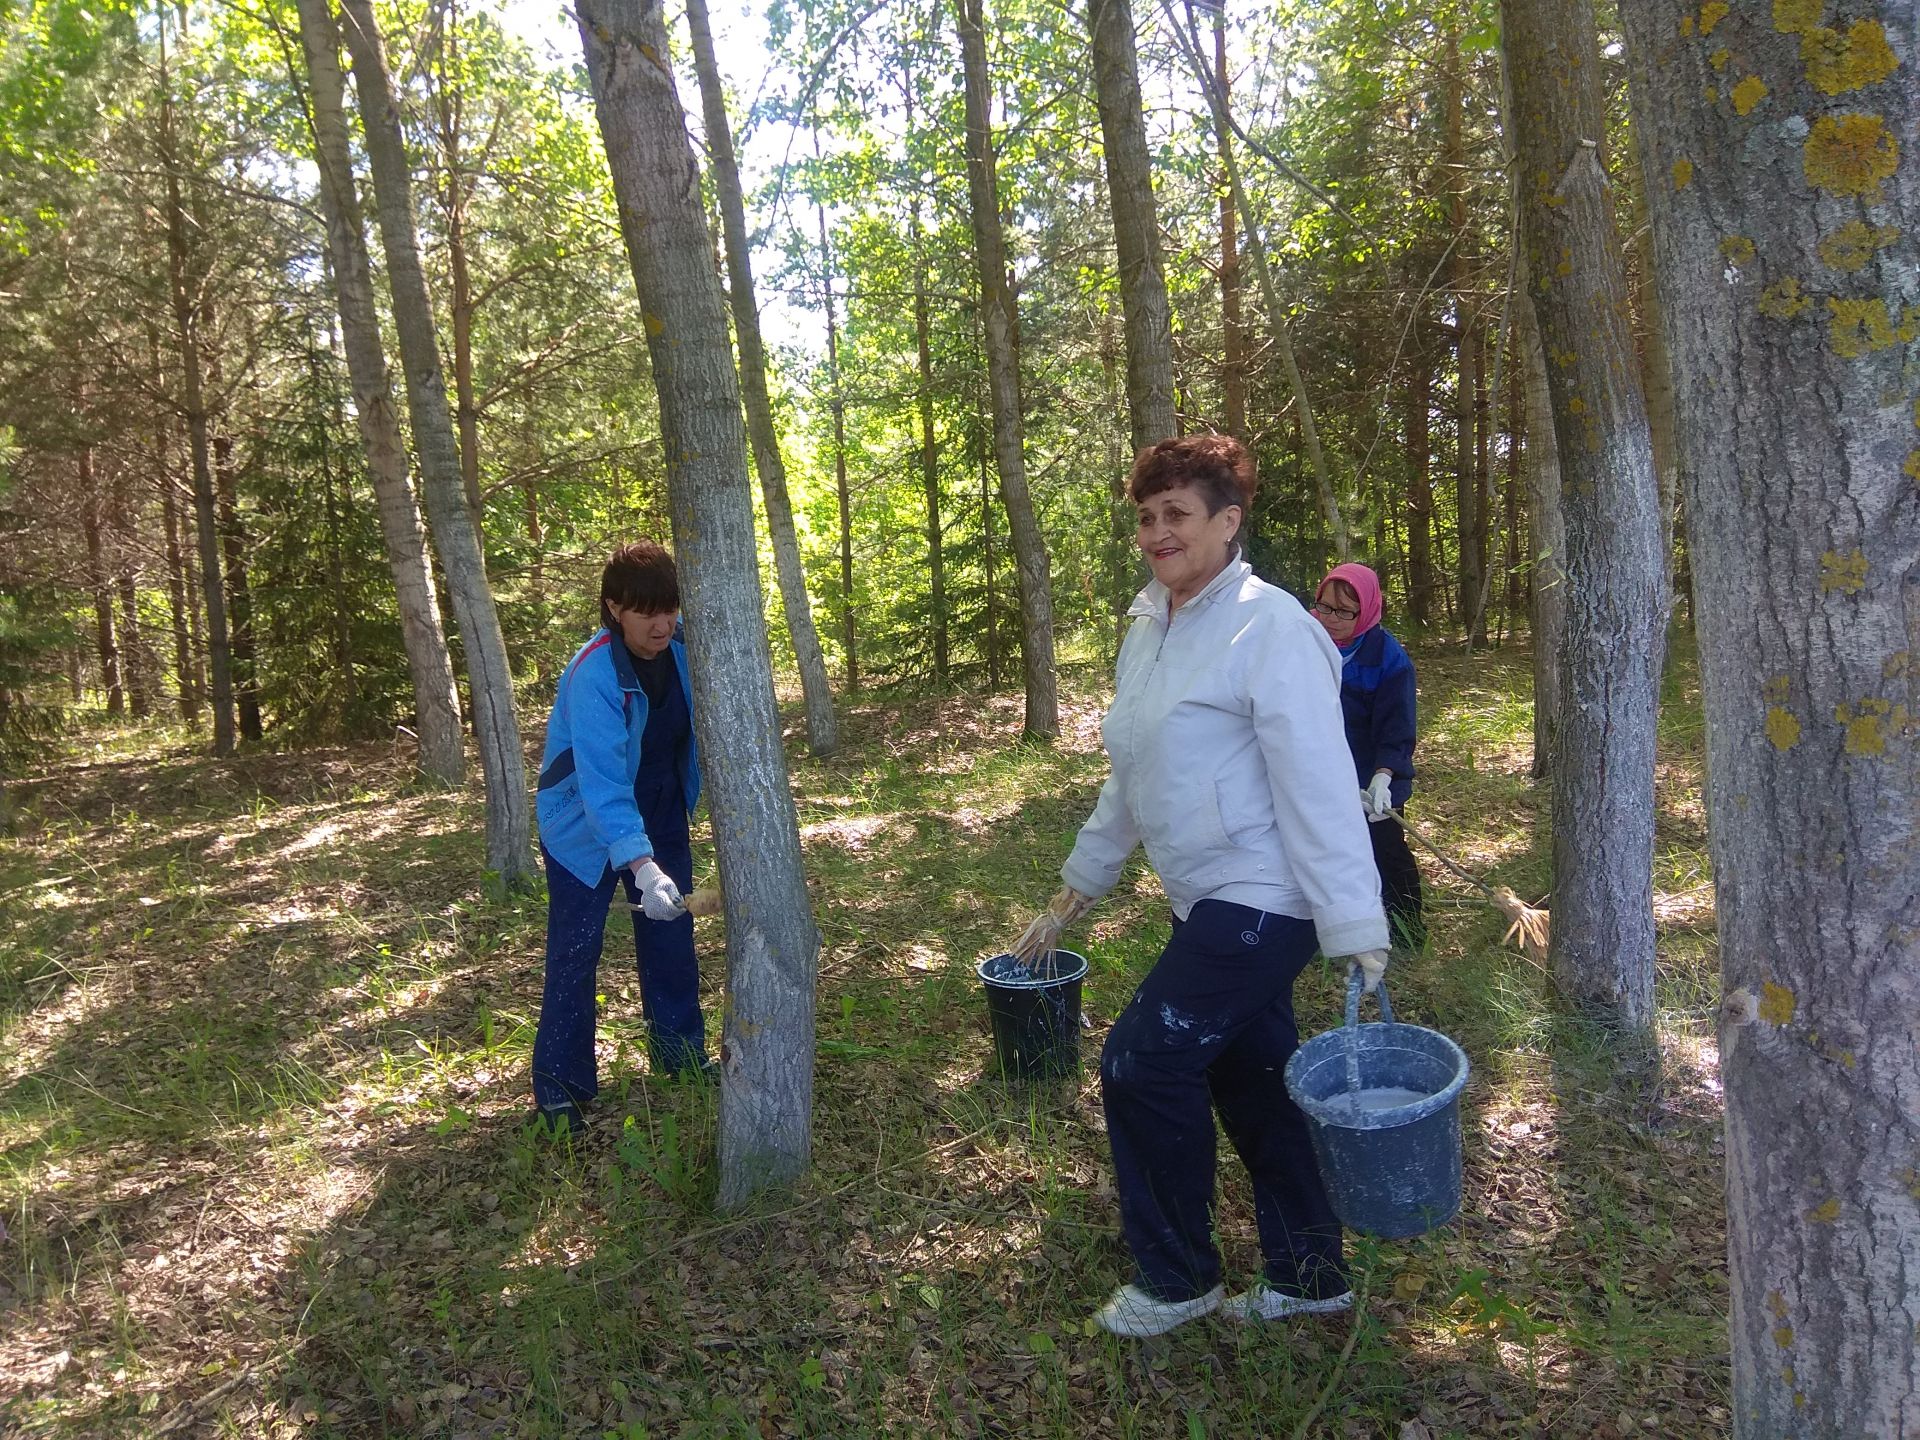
[1336,625,1416,808]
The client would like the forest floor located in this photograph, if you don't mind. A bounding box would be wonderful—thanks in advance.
[0,641,1729,1438]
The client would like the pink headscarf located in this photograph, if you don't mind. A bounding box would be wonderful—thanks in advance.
[1316,563,1383,640]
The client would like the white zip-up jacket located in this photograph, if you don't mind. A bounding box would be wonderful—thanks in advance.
[1060,554,1390,958]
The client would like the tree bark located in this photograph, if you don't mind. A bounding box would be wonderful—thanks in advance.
[159,455,198,722]
[958,0,1058,738]
[434,0,487,530]
[1504,0,1665,1026]
[296,0,466,784]
[339,0,532,885]
[1086,0,1175,454]
[578,0,822,1208]
[1515,286,1564,780]
[1214,11,1245,441]
[79,452,124,718]
[110,460,152,719]
[1406,345,1434,624]
[908,168,950,687]
[1621,4,1919,1431]
[203,328,263,742]
[685,0,840,752]
[156,37,236,756]
[815,200,859,695]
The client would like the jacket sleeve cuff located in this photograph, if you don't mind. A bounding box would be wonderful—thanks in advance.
[606,831,652,873]
[1060,854,1118,904]
[1314,909,1390,958]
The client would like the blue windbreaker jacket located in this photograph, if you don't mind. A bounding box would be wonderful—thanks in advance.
[1337,625,1417,809]
[535,627,701,887]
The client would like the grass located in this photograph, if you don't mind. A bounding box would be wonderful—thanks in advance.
[0,641,1729,1437]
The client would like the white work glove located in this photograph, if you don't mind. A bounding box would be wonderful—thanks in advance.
[1010,886,1096,967]
[631,858,685,921]
[1350,949,1389,994]
[1364,772,1395,823]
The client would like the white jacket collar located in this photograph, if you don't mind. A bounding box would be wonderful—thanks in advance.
[1127,550,1251,622]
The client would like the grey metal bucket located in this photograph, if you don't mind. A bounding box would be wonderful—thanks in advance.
[1284,971,1470,1239]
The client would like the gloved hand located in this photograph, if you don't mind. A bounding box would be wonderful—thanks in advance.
[1364,771,1395,823]
[1350,949,1389,994]
[1010,886,1096,967]
[631,858,685,921]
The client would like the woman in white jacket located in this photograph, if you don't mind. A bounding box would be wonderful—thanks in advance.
[1012,433,1390,1338]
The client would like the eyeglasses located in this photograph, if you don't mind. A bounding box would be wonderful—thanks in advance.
[1311,601,1360,620]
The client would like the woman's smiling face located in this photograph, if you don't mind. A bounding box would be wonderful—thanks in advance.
[1136,483,1241,607]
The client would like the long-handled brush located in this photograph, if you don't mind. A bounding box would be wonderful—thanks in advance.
[1387,808,1550,966]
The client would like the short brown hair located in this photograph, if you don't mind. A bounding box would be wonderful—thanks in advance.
[1127,433,1256,517]
[601,540,679,623]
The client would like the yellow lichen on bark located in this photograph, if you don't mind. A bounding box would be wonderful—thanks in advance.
[1710,46,1731,71]
[1801,21,1899,95]
[1773,0,1822,33]
[1720,235,1757,264]
[1766,705,1803,749]
[1827,298,1919,358]
[1905,450,1920,485]
[1768,1290,1789,1320]
[1820,548,1868,593]
[1732,75,1769,114]
[1757,276,1812,318]
[1815,220,1901,270]
[1681,13,1695,36]
[1759,980,1797,1024]
[1699,1,1730,35]
[1803,113,1899,198]
[1833,699,1905,756]
[1672,157,1695,189]
[1806,1196,1840,1224]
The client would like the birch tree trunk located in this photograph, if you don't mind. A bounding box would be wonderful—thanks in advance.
[1503,0,1666,1026]
[815,200,859,695]
[339,0,532,885]
[958,0,1058,738]
[684,0,839,754]
[1621,3,1919,1430]
[1086,0,1175,453]
[577,0,821,1208]
[295,0,472,786]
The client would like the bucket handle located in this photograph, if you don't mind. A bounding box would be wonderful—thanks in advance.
[1343,966,1396,1028]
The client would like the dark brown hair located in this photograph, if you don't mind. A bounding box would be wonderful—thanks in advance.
[600,540,680,627]
[1126,433,1257,518]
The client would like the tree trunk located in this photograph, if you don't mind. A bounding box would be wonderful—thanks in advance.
[1504,0,1666,1026]
[160,460,198,723]
[157,32,235,755]
[814,201,859,695]
[339,0,532,886]
[80,454,124,718]
[1214,11,1245,441]
[907,159,951,688]
[958,0,1058,738]
[1167,4,1347,560]
[1406,347,1434,624]
[1444,30,1485,638]
[295,0,466,784]
[578,0,821,1209]
[1621,4,1918,1431]
[1503,342,1524,625]
[1086,0,1175,454]
[979,406,1002,690]
[435,1,487,530]
[110,464,152,719]
[204,331,263,742]
[685,0,840,752]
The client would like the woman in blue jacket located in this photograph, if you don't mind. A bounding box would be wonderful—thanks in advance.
[1311,562,1425,951]
[532,541,707,1134]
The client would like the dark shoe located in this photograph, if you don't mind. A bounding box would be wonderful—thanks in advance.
[530,1102,589,1138]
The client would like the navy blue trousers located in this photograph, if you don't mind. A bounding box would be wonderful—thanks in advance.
[531,780,704,1108]
[1100,901,1347,1303]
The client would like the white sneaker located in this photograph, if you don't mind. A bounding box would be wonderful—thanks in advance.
[1093,1283,1225,1337]
[1219,1284,1354,1322]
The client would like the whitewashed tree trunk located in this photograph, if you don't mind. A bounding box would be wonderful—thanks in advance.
[294,0,465,786]
[1503,0,1666,1027]
[338,0,532,887]
[1086,0,1175,454]
[1621,3,1919,1431]
[577,0,821,1208]
[684,0,839,756]
[957,0,1058,738]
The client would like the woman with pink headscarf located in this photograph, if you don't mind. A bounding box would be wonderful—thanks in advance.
[1312,563,1425,950]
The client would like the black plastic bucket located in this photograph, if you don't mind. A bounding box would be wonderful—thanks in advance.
[1284,972,1470,1239]
[976,950,1088,1082]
